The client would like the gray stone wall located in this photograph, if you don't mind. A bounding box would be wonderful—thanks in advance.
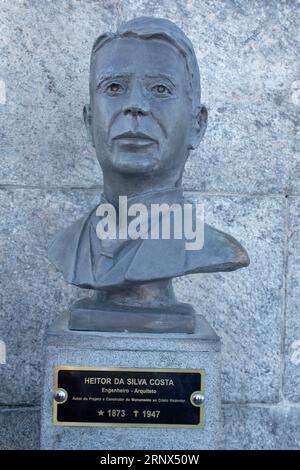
[0,0,299,449]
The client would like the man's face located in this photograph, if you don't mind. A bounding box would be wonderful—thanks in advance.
[89,37,193,176]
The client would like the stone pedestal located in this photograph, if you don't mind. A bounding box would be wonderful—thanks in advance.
[40,312,221,450]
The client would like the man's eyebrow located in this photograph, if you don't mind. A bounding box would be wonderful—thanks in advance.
[144,73,177,85]
[95,73,132,84]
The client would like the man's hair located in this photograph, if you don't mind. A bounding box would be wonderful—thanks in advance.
[89,16,201,119]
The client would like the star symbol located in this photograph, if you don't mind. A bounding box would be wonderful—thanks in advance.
[97,409,105,416]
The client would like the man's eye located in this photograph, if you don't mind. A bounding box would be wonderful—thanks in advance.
[151,84,171,96]
[105,83,124,95]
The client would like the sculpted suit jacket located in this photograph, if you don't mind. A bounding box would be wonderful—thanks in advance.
[48,188,249,289]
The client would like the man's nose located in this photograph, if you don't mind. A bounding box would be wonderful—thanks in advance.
[122,81,150,117]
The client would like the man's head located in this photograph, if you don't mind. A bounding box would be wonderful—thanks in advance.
[84,17,207,184]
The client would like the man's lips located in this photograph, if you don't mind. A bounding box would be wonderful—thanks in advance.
[112,131,157,149]
[113,131,156,142]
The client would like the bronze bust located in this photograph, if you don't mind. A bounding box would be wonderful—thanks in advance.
[48,17,249,333]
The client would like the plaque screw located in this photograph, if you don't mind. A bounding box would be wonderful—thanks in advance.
[54,388,68,404]
[190,391,205,407]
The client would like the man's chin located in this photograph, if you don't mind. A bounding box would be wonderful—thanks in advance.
[111,154,160,174]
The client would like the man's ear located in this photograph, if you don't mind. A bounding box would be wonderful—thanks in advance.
[189,105,208,149]
[83,104,94,146]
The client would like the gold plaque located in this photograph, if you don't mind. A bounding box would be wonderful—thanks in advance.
[53,366,205,428]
